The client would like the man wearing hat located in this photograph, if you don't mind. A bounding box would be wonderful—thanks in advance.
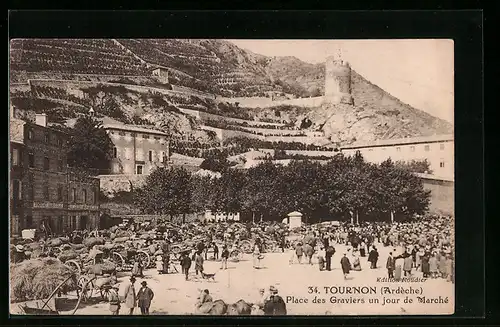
[108,285,121,315]
[263,286,287,315]
[137,281,155,315]
[123,276,137,315]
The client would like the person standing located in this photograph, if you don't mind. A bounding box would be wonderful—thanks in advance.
[213,242,219,260]
[108,285,121,315]
[263,286,287,315]
[253,242,261,269]
[340,253,351,280]
[429,252,438,278]
[325,245,335,271]
[180,252,192,281]
[386,252,396,278]
[359,240,366,257]
[221,245,229,270]
[137,281,154,315]
[195,251,204,275]
[123,277,137,315]
[295,242,303,264]
[403,250,413,277]
[421,251,430,278]
[368,246,379,269]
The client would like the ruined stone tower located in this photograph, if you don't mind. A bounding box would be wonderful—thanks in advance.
[324,54,353,105]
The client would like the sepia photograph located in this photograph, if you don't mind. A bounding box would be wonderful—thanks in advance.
[9,38,454,316]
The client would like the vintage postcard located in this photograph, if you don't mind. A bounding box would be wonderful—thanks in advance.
[9,38,454,315]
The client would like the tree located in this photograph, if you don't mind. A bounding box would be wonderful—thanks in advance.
[135,167,191,222]
[67,115,114,172]
[200,152,230,173]
[395,159,433,174]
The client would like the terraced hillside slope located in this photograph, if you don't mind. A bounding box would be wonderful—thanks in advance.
[9,38,453,146]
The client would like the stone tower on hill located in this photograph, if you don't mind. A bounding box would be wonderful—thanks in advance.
[324,55,354,105]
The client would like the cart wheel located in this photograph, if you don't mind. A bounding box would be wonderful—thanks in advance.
[171,246,181,255]
[100,286,111,302]
[77,276,94,302]
[240,241,252,254]
[230,249,240,258]
[137,250,150,268]
[111,252,125,272]
[65,260,81,275]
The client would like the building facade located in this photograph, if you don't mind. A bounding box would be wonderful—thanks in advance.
[340,134,454,179]
[9,113,100,236]
[104,122,170,175]
[151,68,169,84]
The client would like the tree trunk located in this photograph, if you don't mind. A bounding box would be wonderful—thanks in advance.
[260,213,263,223]
[350,212,354,225]
[356,211,359,225]
[252,212,255,224]
[390,211,394,224]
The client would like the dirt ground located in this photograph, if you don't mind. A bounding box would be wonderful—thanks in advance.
[10,242,454,316]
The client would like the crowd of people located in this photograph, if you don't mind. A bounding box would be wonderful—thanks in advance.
[288,214,454,283]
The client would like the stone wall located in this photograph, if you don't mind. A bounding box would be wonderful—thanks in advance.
[420,177,454,215]
[98,174,148,196]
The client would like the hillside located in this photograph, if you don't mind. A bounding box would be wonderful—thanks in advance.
[9,38,453,147]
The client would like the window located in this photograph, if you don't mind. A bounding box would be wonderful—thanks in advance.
[43,185,49,200]
[44,157,50,170]
[45,133,50,143]
[396,147,401,152]
[113,147,117,158]
[56,136,62,146]
[72,216,77,230]
[57,185,63,201]
[136,165,143,175]
[13,180,21,201]
[71,188,76,203]
[83,189,87,203]
[424,145,430,151]
[410,146,415,152]
[160,151,165,162]
[58,159,63,171]
[440,160,445,168]
[440,143,445,150]
[93,190,98,204]
[27,129,33,140]
[28,153,35,168]
[30,182,35,200]
[12,148,18,166]
[26,215,33,229]
[148,150,153,162]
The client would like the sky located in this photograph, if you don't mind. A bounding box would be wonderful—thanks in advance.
[228,39,454,123]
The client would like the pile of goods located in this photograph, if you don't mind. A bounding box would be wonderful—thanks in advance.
[10,258,78,303]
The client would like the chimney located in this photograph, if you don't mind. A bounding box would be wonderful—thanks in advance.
[35,113,47,127]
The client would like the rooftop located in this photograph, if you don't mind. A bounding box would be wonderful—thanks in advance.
[341,134,454,150]
[67,116,168,136]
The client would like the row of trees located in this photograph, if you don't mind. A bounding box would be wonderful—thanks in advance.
[133,153,431,223]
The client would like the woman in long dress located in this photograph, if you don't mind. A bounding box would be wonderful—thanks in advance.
[429,252,438,278]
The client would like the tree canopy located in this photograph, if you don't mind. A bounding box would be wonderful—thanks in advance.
[134,151,431,223]
[67,115,114,173]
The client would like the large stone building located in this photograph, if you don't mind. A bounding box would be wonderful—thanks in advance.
[103,119,171,175]
[9,112,100,236]
[339,134,454,179]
